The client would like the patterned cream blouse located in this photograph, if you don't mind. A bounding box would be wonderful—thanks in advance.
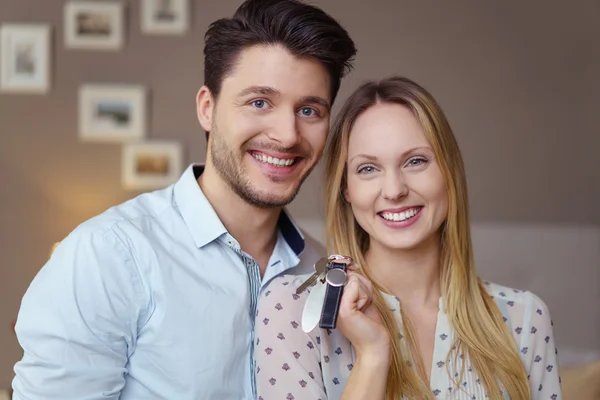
[255,274,562,400]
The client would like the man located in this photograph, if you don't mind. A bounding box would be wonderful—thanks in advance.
[11,0,356,399]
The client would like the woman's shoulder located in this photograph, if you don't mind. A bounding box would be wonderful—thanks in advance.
[483,280,549,305]
[482,281,561,390]
[482,280,554,330]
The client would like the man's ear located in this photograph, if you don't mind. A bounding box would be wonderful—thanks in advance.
[196,86,214,133]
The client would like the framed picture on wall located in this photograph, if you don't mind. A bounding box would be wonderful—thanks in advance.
[122,140,183,190]
[0,23,51,94]
[78,84,148,143]
[141,0,189,35]
[64,1,124,50]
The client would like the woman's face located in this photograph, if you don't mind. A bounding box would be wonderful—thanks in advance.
[345,102,448,252]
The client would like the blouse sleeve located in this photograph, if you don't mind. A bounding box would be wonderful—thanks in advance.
[522,294,562,399]
[255,275,328,400]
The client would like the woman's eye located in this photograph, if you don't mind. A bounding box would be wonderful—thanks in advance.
[358,165,376,174]
[407,157,427,167]
[251,100,267,109]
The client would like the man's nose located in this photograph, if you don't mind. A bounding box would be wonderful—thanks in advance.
[266,110,301,148]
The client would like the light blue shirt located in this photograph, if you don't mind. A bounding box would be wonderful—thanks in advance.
[12,164,324,400]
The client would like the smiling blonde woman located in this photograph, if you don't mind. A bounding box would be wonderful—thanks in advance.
[255,76,562,400]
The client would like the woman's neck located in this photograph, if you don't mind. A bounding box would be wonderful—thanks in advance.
[366,233,442,311]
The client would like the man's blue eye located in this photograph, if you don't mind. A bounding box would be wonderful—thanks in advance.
[300,107,315,116]
[252,100,266,108]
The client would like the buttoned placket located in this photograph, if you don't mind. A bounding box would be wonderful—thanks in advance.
[222,234,262,398]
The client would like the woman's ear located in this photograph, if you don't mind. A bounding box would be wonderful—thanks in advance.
[343,187,351,203]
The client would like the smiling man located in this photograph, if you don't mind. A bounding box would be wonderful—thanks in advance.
[11,1,356,399]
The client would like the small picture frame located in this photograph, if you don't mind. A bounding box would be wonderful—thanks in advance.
[64,1,124,50]
[141,0,189,35]
[0,23,51,94]
[122,140,183,191]
[78,84,147,143]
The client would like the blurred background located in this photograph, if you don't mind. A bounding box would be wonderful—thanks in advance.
[0,0,598,397]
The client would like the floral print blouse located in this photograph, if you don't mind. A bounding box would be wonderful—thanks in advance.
[255,274,562,399]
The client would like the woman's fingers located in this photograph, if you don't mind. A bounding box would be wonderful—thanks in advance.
[345,265,373,295]
[348,271,373,304]
[347,262,360,272]
[340,275,360,306]
[342,272,373,312]
[335,268,390,353]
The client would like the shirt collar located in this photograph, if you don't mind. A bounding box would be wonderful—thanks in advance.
[173,163,306,256]
[173,164,227,248]
[276,206,305,256]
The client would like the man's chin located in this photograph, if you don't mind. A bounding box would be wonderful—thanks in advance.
[236,162,312,207]
[252,189,298,208]
[250,172,304,197]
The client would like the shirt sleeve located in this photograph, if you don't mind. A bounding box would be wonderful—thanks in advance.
[12,226,150,400]
[255,275,327,400]
[521,294,563,400]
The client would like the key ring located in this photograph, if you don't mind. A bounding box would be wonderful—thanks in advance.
[301,253,353,332]
[325,254,352,286]
[319,253,352,329]
[327,254,353,265]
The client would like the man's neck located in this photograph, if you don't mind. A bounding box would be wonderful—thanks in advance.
[197,165,280,276]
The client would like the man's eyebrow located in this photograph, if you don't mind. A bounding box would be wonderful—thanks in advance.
[237,86,281,98]
[302,96,330,111]
[236,86,330,111]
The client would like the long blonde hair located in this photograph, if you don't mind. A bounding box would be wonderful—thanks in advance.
[325,76,529,399]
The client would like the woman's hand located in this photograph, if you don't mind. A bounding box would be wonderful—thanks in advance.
[335,266,390,362]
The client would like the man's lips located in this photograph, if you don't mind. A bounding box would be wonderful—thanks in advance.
[249,150,303,167]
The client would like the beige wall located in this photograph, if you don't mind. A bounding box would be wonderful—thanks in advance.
[1,0,598,389]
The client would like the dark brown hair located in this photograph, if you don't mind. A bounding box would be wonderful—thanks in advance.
[203,0,356,104]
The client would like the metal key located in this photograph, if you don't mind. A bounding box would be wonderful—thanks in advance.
[296,257,329,294]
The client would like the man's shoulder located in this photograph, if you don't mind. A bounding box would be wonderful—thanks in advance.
[64,186,176,246]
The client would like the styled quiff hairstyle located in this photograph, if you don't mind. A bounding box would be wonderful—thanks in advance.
[203,0,356,104]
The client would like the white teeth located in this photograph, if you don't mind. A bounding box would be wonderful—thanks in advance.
[253,153,295,167]
[381,207,420,222]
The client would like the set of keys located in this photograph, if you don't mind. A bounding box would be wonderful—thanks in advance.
[299,254,353,331]
[296,254,353,295]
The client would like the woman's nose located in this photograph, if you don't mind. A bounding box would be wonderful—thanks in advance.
[381,171,408,201]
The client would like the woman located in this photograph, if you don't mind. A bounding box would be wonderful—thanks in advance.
[255,76,561,399]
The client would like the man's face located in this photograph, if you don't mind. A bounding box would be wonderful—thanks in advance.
[198,45,332,207]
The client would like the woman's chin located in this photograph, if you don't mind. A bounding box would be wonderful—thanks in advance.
[374,229,440,252]
[374,235,423,252]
